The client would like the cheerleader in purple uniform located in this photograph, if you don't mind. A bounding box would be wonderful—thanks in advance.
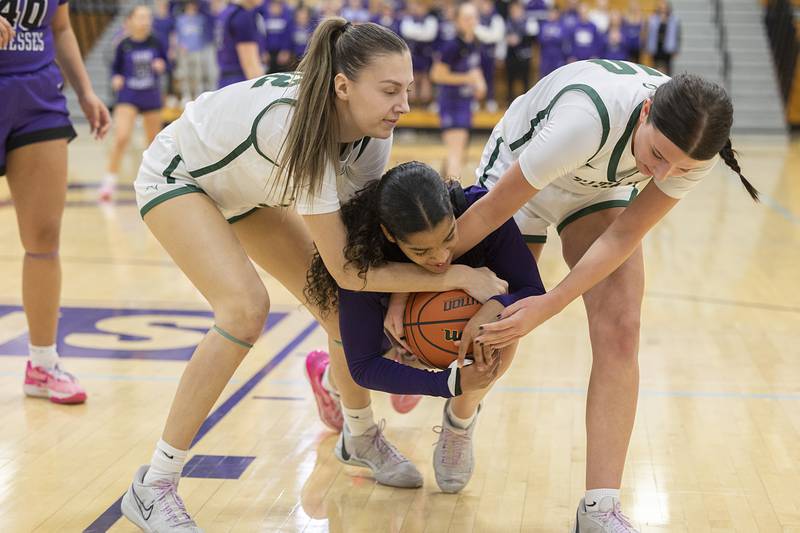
[1,0,110,403]
[101,5,168,200]
[430,2,485,178]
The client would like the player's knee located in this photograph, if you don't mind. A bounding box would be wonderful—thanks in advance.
[23,222,61,252]
[591,311,640,363]
[215,290,270,345]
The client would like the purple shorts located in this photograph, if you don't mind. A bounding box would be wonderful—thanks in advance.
[0,63,76,176]
[438,97,472,131]
[117,87,163,113]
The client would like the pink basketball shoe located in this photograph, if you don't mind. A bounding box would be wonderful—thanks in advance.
[24,361,87,404]
[305,350,343,432]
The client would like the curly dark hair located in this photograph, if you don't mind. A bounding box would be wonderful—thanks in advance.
[304,161,454,315]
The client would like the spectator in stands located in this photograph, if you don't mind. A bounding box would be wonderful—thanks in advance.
[176,0,214,105]
[431,2,485,178]
[538,7,567,78]
[568,4,602,62]
[261,0,294,73]
[604,12,629,61]
[524,0,553,25]
[292,5,315,65]
[400,0,438,105]
[622,0,643,63]
[215,0,266,88]
[435,2,458,49]
[560,0,580,39]
[153,0,176,103]
[101,5,168,201]
[475,0,505,112]
[646,0,680,75]
[341,0,371,23]
[505,1,535,103]
[372,0,400,35]
[588,0,610,34]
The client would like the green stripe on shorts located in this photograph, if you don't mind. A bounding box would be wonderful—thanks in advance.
[556,188,638,234]
[139,185,205,218]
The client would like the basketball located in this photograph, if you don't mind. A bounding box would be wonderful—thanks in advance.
[402,290,482,369]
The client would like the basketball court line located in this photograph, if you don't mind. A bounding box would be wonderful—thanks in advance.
[83,319,320,532]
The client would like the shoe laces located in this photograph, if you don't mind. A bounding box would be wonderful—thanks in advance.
[590,501,636,533]
[50,364,78,384]
[369,420,405,465]
[432,424,470,468]
[153,479,196,528]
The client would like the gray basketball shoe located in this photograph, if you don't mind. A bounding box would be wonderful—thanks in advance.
[574,496,639,532]
[432,399,480,493]
[121,465,203,532]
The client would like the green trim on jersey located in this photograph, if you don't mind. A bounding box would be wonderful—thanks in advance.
[606,101,644,182]
[477,84,611,186]
[139,184,205,218]
[251,97,296,164]
[556,187,638,234]
[162,155,182,184]
[187,97,297,178]
[227,207,260,224]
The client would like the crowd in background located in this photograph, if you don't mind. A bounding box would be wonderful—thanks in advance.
[110,0,682,112]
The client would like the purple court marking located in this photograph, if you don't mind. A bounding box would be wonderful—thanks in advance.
[0,305,286,361]
[251,395,305,401]
[83,320,320,532]
[181,455,256,479]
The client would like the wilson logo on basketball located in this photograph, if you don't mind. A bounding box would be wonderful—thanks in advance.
[443,329,462,342]
[443,296,478,312]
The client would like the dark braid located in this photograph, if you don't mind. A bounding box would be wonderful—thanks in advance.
[719,139,759,202]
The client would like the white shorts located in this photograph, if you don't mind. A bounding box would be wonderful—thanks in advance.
[134,124,274,223]
[483,177,638,243]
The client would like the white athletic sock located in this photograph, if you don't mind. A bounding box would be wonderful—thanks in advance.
[343,404,374,436]
[144,438,188,485]
[585,488,620,508]
[321,363,339,399]
[102,173,118,186]
[28,344,59,370]
[446,401,477,429]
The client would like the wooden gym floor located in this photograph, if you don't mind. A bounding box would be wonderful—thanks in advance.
[0,125,798,532]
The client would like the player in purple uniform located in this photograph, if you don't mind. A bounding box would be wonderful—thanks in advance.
[100,5,168,201]
[215,0,265,87]
[261,0,294,73]
[305,161,545,492]
[537,8,566,78]
[475,0,504,112]
[1,0,110,403]
[431,2,485,179]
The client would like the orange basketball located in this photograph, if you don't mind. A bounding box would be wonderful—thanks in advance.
[403,289,482,369]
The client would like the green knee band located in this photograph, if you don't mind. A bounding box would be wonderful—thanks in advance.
[332,339,343,346]
[212,325,254,349]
